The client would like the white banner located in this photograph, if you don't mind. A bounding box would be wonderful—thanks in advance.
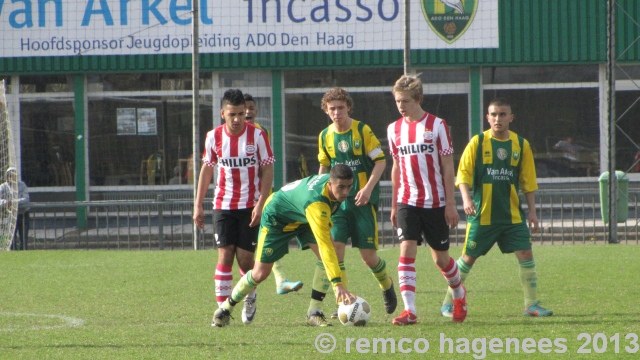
[0,0,498,58]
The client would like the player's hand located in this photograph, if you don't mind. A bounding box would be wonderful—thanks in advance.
[390,208,397,229]
[462,198,476,216]
[193,207,205,229]
[528,213,539,234]
[334,284,356,305]
[445,204,460,229]
[354,189,371,206]
[249,207,262,227]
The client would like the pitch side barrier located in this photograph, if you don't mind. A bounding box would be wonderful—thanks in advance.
[21,189,640,250]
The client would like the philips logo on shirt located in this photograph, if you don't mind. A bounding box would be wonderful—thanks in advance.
[219,156,257,167]
[397,143,435,156]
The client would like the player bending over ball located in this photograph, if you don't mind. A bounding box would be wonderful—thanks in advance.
[213,164,357,327]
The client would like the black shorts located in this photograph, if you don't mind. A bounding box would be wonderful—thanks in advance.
[213,208,259,252]
[396,203,450,251]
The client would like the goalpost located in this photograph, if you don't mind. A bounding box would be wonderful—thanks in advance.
[0,80,18,251]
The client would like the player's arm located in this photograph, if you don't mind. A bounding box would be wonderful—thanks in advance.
[355,160,385,206]
[355,126,386,206]
[390,157,400,228]
[440,153,459,229]
[520,140,539,233]
[456,137,478,216]
[305,202,342,286]
[193,164,213,229]
[524,191,539,234]
[250,162,273,227]
[317,131,331,175]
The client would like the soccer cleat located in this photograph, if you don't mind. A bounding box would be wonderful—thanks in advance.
[392,310,417,326]
[277,280,304,295]
[212,308,231,327]
[524,301,553,317]
[441,304,453,318]
[452,285,468,323]
[330,309,339,319]
[382,278,398,314]
[307,311,332,326]
[241,296,257,325]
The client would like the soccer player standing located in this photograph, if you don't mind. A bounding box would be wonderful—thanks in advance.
[193,89,274,326]
[440,97,553,317]
[315,88,397,323]
[244,93,304,297]
[387,75,467,325]
[213,165,357,327]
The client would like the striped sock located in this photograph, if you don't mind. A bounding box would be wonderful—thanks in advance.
[308,261,329,315]
[439,257,464,299]
[443,257,472,304]
[229,270,258,308]
[214,263,233,306]
[272,260,286,287]
[398,257,416,314]
[370,258,392,290]
[239,268,257,299]
[519,258,538,308]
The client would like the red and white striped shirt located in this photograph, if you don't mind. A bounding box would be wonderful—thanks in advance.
[202,122,275,210]
[387,112,454,209]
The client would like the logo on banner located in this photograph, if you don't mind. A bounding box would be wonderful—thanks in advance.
[421,0,478,44]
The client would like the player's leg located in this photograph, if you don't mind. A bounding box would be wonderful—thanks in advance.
[236,208,261,324]
[214,222,288,327]
[322,206,348,319]
[392,204,422,325]
[214,261,274,327]
[272,259,303,295]
[353,203,396,314]
[424,207,466,323]
[500,224,552,316]
[215,245,236,307]
[306,242,332,326]
[441,221,479,317]
[213,210,236,307]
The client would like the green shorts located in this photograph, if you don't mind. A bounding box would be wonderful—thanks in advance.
[331,197,378,250]
[254,213,317,263]
[462,221,532,257]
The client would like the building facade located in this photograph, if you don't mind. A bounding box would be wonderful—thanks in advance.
[1,0,639,203]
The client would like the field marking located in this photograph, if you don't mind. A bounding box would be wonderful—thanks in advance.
[0,312,85,331]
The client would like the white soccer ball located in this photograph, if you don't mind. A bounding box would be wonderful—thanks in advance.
[338,296,371,326]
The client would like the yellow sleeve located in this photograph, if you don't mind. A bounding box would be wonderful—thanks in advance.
[305,202,342,286]
[318,132,331,167]
[519,140,539,193]
[455,135,479,188]
[362,124,385,162]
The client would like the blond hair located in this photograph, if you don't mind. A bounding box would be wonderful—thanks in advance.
[392,75,423,101]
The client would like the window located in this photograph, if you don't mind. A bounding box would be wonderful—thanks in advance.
[283,69,469,182]
[483,88,599,177]
[20,98,75,186]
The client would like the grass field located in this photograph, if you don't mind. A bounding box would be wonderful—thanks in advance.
[1,244,639,359]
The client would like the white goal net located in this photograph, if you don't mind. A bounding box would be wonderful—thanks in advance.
[0,80,18,251]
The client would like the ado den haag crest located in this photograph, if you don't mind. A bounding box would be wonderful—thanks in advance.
[421,0,478,44]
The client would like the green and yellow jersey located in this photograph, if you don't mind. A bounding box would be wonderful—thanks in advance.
[456,130,538,226]
[260,174,343,286]
[253,122,270,144]
[318,119,385,204]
